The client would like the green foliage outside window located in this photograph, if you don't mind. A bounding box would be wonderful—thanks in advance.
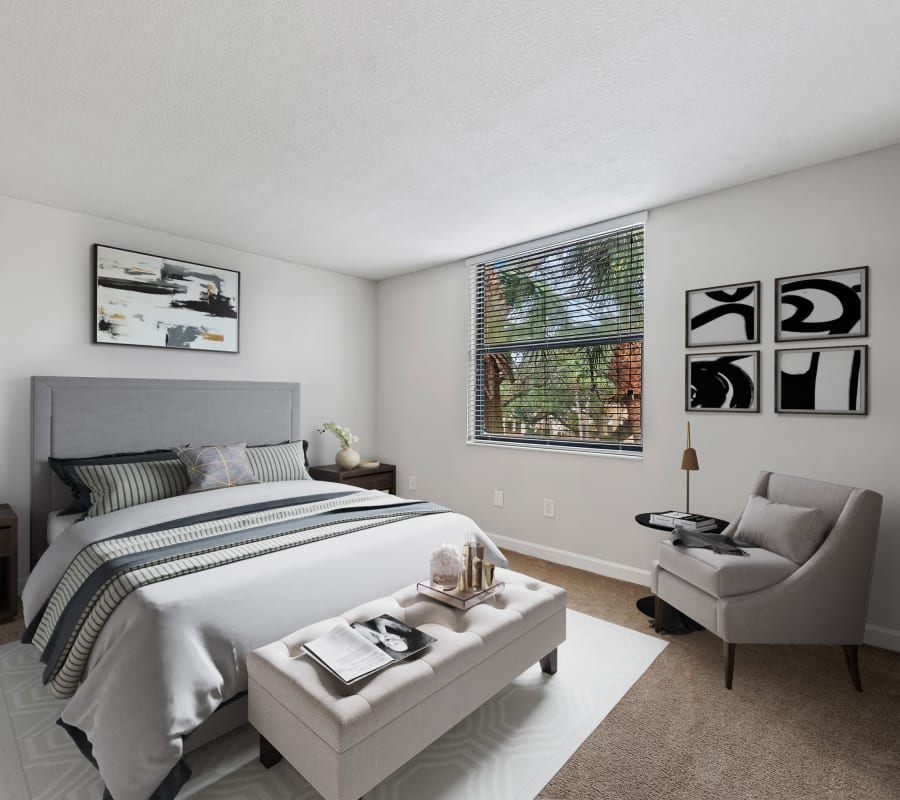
[473,226,643,451]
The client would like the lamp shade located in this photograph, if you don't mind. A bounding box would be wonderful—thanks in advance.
[680,447,699,471]
[681,421,699,512]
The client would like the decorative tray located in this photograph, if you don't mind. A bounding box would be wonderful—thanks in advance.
[416,581,505,610]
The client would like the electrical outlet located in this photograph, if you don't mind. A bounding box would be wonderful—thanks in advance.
[493,490,504,508]
[408,475,417,491]
[543,498,555,518]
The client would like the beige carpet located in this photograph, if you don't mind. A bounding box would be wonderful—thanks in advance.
[3,553,899,799]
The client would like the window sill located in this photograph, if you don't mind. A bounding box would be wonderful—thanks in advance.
[465,439,643,460]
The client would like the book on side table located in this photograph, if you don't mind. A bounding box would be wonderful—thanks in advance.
[302,614,436,685]
[649,511,718,531]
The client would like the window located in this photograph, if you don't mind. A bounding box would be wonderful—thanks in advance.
[468,218,644,454]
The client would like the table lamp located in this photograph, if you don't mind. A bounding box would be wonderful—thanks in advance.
[680,422,699,512]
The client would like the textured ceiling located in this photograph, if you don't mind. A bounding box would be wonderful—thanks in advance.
[2,1,899,279]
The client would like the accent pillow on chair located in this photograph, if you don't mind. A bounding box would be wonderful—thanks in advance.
[733,495,828,564]
[175,444,259,492]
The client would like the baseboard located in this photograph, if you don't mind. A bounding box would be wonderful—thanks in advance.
[489,534,651,587]
[864,623,900,653]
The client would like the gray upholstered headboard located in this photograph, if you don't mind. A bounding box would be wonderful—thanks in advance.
[31,376,301,566]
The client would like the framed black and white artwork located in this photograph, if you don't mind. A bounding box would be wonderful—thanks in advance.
[775,266,868,342]
[686,351,759,413]
[775,345,868,415]
[94,244,240,352]
[685,281,760,347]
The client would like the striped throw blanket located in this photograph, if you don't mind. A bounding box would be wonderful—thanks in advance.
[27,490,448,698]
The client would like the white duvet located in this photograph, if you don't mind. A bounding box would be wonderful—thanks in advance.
[22,480,505,800]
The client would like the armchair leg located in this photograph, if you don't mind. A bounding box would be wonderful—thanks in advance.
[842,645,863,692]
[654,595,663,633]
[724,642,736,690]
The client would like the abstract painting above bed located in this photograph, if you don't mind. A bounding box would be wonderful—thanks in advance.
[94,244,240,352]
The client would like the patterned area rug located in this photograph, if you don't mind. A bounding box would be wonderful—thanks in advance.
[0,610,665,800]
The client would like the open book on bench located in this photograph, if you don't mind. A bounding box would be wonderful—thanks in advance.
[302,614,436,684]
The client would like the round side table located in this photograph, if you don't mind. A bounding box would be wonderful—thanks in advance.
[635,511,729,633]
[635,512,729,534]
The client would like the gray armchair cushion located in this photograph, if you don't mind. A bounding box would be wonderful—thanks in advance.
[733,495,828,564]
[657,540,797,598]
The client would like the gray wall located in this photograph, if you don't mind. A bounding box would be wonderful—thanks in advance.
[375,144,900,651]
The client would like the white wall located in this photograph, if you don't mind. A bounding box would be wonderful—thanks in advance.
[0,194,377,581]
[376,144,900,650]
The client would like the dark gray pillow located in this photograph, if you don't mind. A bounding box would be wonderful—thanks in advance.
[175,443,258,493]
[734,495,828,564]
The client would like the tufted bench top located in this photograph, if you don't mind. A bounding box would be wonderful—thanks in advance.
[248,569,566,753]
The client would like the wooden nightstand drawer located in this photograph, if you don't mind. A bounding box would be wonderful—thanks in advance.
[309,463,397,494]
[354,472,394,492]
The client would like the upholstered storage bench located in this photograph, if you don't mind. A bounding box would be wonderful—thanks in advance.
[247,569,567,800]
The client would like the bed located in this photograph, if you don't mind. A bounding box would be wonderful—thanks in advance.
[23,376,505,800]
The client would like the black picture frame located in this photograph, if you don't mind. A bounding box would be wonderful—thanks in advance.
[685,280,760,347]
[775,345,868,415]
[93,244,240,352]
[686,351,760,413]
[775,266,868,342]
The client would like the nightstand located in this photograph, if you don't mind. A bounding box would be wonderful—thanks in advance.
[308,463,397,494]
[0,505,18,624]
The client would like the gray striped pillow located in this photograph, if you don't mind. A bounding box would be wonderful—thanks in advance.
[73,460,190,518]
[246,440,310,483]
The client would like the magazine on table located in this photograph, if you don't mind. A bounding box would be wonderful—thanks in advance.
[650,511,716,530]
[302,614,436,685]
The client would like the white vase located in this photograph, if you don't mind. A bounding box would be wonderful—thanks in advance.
[335,447,360,469]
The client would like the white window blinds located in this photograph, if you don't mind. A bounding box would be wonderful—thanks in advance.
[468,222,644,454]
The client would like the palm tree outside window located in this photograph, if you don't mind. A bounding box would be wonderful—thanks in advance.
[468,221,644,454]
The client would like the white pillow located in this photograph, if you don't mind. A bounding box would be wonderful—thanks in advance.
[734,495,828,564]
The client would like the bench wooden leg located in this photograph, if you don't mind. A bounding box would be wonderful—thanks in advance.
[540,648,558,675]
[259,734,283,768]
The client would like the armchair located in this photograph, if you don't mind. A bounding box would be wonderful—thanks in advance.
[650,471,883,690]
